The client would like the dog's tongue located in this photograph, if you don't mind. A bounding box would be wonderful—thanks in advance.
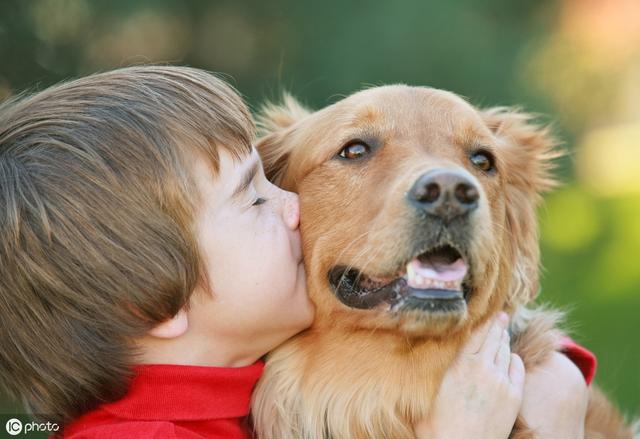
[406,257,468,289]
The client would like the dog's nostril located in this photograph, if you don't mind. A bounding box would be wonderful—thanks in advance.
[454,183,479,205]
[423,183,440,203]
[412,182,441,204]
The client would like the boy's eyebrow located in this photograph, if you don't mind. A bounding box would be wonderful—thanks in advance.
[231,156,261,199]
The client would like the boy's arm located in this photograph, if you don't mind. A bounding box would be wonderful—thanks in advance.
[559,336,597,385]
[519,339,596,438]
[414,323,596,439]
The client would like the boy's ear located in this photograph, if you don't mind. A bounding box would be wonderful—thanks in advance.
[256,93,311,187]
[148,309,189,339]
[481,107,562,308]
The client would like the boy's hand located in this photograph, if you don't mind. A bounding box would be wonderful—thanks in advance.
[520,351,589,438]
[414,313,525,439]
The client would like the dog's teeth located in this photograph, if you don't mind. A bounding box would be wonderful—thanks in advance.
[407,262,465,291]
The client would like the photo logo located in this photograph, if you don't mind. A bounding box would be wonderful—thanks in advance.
[5,418,22,436]
[2,417,59,436]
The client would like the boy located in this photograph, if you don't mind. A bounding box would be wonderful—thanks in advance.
[0,66,591,438]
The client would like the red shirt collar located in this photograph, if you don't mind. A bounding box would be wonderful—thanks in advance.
[100,361,264,421]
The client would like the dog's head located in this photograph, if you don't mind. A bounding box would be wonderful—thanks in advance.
[257,86,558,338]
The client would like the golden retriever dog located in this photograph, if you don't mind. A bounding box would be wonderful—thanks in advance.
[251,85,635,438]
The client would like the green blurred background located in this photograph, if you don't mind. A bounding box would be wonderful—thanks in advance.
[1,0,638,423]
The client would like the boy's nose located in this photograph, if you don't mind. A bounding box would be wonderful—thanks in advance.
[283,191,300,230]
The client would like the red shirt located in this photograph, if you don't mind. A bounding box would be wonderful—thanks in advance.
[60,340,596,438]
[61,361,264,439]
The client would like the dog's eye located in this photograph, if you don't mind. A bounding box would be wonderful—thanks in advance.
[339,141,371,160]
[470,151,496,173]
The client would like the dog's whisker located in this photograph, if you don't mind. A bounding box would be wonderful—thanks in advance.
[345,232,393,294]
[334,230,375,294]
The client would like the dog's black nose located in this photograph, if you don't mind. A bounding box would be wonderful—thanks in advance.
[408,169,479,222]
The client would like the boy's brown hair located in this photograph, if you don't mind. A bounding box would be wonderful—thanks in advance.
[0,66,253,424]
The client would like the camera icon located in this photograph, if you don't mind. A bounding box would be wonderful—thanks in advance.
[5,418,22,435]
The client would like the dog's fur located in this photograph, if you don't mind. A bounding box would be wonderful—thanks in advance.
[251,86,635,438]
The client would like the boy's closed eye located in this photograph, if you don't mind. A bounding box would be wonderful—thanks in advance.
[232,155,261,199]
[231,153,271,209]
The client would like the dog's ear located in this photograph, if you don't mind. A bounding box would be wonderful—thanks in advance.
[482,107,562,308]
[256,93,311,187]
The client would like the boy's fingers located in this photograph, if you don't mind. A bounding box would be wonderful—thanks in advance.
[462,312,508,355]
[508,353,526,390]
[479,314,508,359]
[494,329,511,371]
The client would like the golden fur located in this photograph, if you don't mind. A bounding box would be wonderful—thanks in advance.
[252,85,635,438]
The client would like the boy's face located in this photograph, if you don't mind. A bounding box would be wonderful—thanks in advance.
[189,147,314,359]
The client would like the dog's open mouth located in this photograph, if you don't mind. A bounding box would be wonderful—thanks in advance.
[328,244,471,311]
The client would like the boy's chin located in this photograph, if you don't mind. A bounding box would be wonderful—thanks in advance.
[288,261,314,327]
[268,300,315,351]
[286,298,315,334]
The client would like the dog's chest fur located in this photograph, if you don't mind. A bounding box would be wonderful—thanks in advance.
[251,307,567,439]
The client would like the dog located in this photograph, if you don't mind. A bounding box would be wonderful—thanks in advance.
[251,85,635,438]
